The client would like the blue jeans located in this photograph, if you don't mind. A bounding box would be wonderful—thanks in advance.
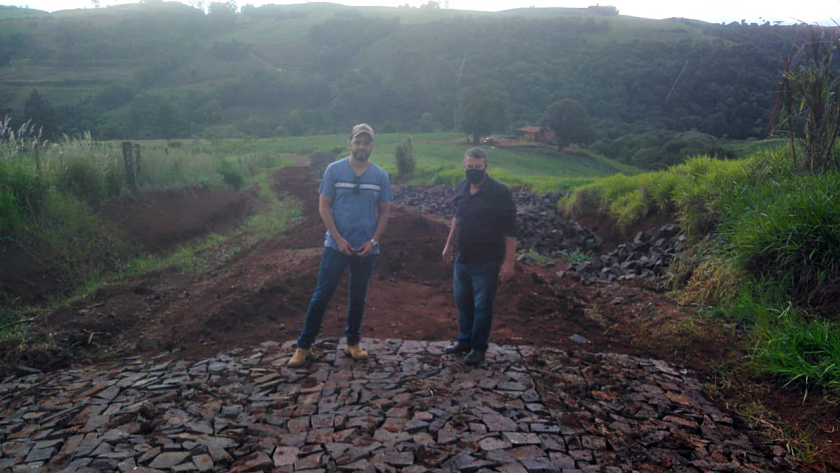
[453,260,500,353]
[297,247,378,350]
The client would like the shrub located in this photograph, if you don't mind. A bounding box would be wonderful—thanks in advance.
[0,187,20,234]
[395,136,415,176]
[104,164,125,200]
[219,160,244,190]
[771,27,840,173]
[55,159,105,206]
[0,162,49,217]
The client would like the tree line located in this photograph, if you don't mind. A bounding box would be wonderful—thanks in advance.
[0,3,823,166]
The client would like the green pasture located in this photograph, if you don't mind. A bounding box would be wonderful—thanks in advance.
[172,133,640,192]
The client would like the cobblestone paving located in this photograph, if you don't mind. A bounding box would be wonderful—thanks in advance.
[0,339,791,472]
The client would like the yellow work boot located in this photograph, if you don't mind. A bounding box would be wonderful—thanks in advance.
[287,348,310,368]
[343,344,369,360]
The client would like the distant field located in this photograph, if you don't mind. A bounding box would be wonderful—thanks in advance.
[121,133,641,193]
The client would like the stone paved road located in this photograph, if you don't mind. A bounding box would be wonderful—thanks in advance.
[0,339,792,472]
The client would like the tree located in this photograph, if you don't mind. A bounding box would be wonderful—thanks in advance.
[23,89,57,139]
[458,86,510,145]
[207,1,237,30]
[418,112,437,132]
[771,26,840,172]
[285,110,305,136]
[541,99,595,152]
[395,136,415,176]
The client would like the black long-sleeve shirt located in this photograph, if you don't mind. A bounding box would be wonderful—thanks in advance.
[453,176,517,264]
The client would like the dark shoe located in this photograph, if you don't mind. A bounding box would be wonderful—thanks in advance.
[444,344,470,355]
[464,350,485,366]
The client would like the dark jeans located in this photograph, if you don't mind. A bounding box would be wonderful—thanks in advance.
[297,247,378,350]
[453,260,500,353]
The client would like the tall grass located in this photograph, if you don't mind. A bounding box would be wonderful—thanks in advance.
[719,172,840,304]
[751,301,840,396]
[563,147,790,238]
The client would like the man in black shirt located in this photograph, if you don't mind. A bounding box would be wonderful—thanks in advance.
[442,147,517,366]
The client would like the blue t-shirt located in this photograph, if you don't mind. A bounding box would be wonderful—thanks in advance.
[319,157,392,254]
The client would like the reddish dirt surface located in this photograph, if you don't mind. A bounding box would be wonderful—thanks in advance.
[102,186,256,254]
[2,161,838,471]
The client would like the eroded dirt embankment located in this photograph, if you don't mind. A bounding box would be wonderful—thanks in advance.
[0,187,254,306]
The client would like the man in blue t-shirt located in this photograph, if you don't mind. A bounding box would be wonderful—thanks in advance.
[289,123,392,367]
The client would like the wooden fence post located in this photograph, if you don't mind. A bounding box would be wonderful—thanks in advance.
[122,141,136,190]
[132,143,142,181]
[33,143,41,174]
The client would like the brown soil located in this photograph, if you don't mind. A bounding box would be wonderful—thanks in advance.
[1,161,837,471]
[101,186,256,254]
[0,187,254,306]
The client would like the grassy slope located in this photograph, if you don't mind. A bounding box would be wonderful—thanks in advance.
[562,145,840,395]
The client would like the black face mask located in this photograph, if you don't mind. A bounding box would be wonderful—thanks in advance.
[466,169,485,185]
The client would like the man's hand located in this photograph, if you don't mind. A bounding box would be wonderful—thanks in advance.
[442,244,455,263]
[499,260,515,283]
[335,237,354,255]
[355,240,375,257]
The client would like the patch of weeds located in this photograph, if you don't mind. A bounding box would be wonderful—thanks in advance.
[519,250,552,263]
[676,255,742,308]
[708,374,825,463]
[563,250,592,264]
[749,303,840,398]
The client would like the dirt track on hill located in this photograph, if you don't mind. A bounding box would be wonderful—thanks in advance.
[3,158,839,471]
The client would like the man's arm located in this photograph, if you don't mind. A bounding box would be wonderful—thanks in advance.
[499,187,518,282]
[356,201,391,257]
[499,236,516,282]
[319,194,353,255]
[442,217,458,263]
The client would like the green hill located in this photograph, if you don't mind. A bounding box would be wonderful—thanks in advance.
[0,1,810,146]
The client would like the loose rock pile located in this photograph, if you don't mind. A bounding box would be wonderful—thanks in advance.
[566,225,686,284]
[391,185,456,217]
[512,189,602,256]
[392,185,602,256]
[0,338,790,472]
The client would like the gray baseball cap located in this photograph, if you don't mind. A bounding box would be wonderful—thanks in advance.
[350,123,374,140]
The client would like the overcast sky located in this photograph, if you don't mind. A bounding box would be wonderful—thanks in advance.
[8,0,839,25]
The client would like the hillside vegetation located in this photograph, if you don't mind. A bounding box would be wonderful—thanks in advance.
[0,2,808,158]
[563,145,840,393]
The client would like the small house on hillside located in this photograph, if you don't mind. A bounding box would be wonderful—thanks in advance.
[517,126,541,141]
[516,126,556,144]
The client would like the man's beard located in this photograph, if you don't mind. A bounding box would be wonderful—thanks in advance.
[352,151,370,161]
